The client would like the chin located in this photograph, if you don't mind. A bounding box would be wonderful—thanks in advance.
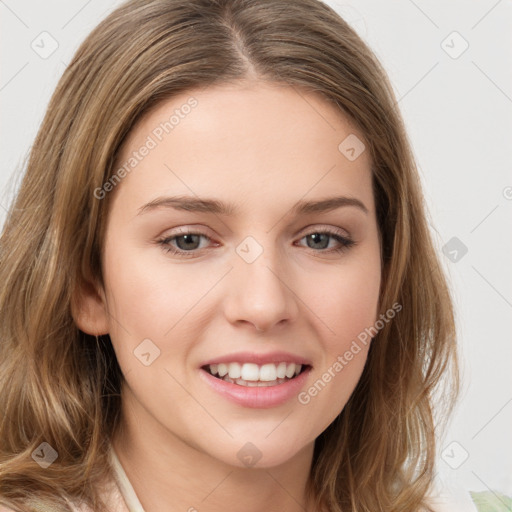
[205,435,312,470]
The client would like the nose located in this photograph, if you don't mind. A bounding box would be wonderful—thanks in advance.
[222,243,299,333]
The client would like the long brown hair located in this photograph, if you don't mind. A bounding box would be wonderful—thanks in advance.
[0,0,458,510]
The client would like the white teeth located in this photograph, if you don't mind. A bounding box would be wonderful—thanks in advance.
[276,362,287,379]
[228,362,241,379]
[285,363,296,378]
[217,363,228,377]
[207,362,304,382]
[259,363,277,381]
[240,363,259,381]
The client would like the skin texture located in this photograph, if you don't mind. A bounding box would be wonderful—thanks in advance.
[74,81,382,512]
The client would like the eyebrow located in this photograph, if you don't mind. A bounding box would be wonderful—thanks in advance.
[136,194,368,217]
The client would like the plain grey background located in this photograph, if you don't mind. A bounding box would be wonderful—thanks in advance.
[1,0,511,500]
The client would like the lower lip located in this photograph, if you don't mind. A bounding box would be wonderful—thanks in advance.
[199,367,312,409]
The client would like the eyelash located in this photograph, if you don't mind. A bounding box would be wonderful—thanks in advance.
[156,228,355,258]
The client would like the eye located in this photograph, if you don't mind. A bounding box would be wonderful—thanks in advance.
[157,230,213,258]
[296,228,355,255]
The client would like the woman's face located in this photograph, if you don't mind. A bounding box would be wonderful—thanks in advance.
[92,81,381,468]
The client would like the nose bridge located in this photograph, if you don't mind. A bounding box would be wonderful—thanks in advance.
[224,234,298,331]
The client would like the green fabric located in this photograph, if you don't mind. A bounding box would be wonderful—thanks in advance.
[471,490,512,511]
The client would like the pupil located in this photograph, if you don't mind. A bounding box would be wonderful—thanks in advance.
[309,233,328,249]
[178,234,199,250]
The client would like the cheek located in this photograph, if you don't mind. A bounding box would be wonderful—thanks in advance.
[317,248,381,346]
[320,267,378,380]
[101,236,223,375]
[100,238,184,369]
[299,250,380,431]
[327,270,380,342]
[102,239,199,333]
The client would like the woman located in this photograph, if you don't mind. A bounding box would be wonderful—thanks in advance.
[0,0,477,510]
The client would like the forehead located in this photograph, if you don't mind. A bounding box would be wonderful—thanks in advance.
[110,81,374,218]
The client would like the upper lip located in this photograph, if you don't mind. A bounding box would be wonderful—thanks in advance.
[200,351,313,368]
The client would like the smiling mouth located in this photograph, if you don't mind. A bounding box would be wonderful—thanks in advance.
[201,362,311,387]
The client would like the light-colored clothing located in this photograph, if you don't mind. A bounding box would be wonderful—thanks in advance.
[109,445,145,512]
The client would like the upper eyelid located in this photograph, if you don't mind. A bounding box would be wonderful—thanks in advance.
[161,223,351,238]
